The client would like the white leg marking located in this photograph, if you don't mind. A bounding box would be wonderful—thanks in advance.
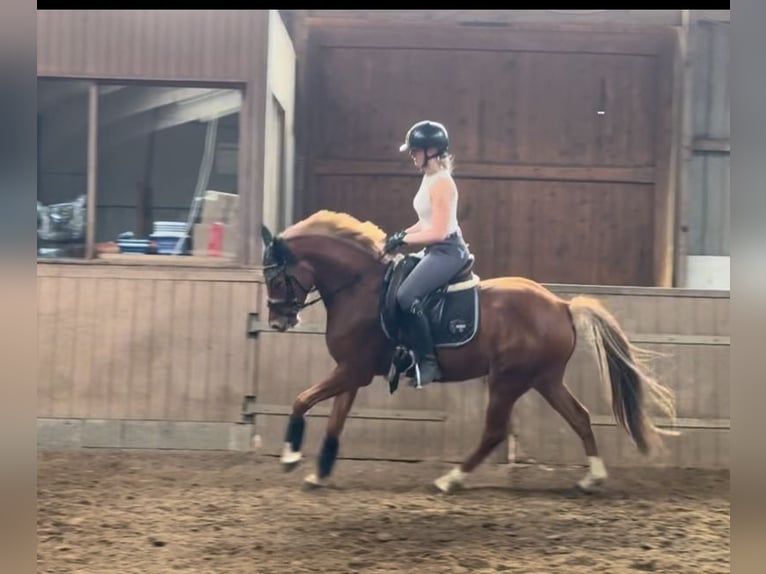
[281,442,303,465]
[507,434,517,464]
[303,473,327,488]
[434,466,468,493]
[577,456,608,491]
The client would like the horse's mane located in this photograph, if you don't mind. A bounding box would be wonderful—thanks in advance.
[281,210,387,255]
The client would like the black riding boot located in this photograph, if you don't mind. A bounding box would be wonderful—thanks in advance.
[406,300,442,388]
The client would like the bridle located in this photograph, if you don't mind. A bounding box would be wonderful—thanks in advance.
[264,251,389,314]
[263,262,321,313]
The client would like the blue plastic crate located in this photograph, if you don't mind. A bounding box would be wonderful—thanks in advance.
[151,234,188,255]
[117,239,151,254]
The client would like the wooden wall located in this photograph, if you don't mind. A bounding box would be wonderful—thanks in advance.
[512,285,729,469]
[253,284,729,470]
[281,10,728,31]
[687,19,730,257]
[291,19,678,287]
[38,263,728,468]
[38,264,260,423]
[37,10,270,81]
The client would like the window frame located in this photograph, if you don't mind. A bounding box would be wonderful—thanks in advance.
[272,94,288,232]
[36,75,249,268]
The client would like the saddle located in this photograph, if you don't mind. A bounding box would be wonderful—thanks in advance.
[379,252,481,393]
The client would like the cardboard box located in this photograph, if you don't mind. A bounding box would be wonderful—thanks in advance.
[200,190,239,224]
[192,222,239,258]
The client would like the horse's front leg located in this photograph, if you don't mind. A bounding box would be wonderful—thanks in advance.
[281,365,369,472]
[303,388,359,489]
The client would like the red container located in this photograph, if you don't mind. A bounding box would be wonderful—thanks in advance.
[207,222,224,256]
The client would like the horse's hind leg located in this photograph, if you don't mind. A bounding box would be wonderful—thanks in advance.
[535,374,607,492]
[434,376,526,493]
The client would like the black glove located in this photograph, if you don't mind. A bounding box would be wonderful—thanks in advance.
[383,230,407,253]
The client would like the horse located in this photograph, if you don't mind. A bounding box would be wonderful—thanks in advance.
[260,210,678,493]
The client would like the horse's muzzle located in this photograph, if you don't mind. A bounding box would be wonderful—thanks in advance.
[270,314,300,332]
[269,318,289,332]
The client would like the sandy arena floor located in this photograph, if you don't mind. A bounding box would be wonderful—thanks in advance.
[37,450,729,574]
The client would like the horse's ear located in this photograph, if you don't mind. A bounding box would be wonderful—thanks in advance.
[261,224,274,247]
[271,237,296,265]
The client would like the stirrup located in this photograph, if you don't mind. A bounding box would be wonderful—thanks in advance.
[391,343,421,389]
[389,347,417,394]
[409,358,441,389]
[412,363,423,389]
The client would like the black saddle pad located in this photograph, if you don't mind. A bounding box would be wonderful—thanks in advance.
[426,286,479,348]
[380,255,479,349]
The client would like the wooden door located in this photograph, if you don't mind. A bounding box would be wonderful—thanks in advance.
[297,22,676,286]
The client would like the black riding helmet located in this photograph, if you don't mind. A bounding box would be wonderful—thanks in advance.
[399,120,449,168]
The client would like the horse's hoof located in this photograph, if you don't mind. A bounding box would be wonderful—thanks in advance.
[576,477,606,494]
[433,467,467,494]
[433,477,461,494]
[281,447,303,472]
[282,459,302,473]
[302,473,327,490]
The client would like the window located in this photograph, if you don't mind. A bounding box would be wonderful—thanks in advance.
[37,78,243,262]
[37,79,90,258]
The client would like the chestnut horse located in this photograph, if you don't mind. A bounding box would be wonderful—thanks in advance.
[260,210,678,493]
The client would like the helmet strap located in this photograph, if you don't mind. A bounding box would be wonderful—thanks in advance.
[422,150,441,170]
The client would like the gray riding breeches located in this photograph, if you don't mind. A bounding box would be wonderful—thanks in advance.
[395,233,470,312]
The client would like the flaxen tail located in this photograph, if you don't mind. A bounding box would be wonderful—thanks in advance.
[568,295,679,455]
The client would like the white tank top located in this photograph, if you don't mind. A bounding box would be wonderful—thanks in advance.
[412,170,459,235]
